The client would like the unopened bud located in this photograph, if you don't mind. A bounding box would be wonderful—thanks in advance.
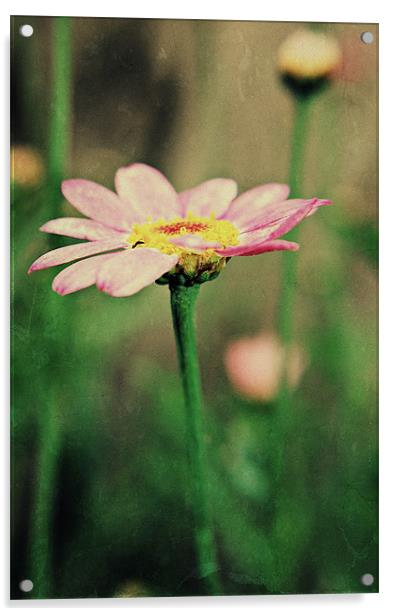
[278,29,342,94]
[11,145,44,188]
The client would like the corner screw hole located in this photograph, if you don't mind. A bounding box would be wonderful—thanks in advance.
[361,31,374,44]
[19,579,34,592]
[361,573,374,586]
[19,24,34,38]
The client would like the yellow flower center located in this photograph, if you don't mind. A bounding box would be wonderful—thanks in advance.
[128,212,238,253]
[128,212,239,277]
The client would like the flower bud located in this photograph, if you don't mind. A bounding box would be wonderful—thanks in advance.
[11,145,44,188]
[277,29,342,94]
[224,332,307,403]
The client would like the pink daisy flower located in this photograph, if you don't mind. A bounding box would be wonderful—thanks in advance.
[28,163,331,297]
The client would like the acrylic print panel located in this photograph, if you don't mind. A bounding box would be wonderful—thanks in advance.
[11,16,378,599]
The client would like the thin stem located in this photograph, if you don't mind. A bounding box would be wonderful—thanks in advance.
[29,16,72,598]
[170,284,222,596]
[278,94,312,355]
[47,16,72,218]
[274,95,313,473]
[29,385,61,598]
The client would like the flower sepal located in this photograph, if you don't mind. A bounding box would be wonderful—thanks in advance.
[281,74,329,99]
[156,264,224,288]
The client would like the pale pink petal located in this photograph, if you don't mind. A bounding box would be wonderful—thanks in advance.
[179,178,238,218]
[96,248,179,297]
[28,239,128,273]
[40,217,126,241]
[62,179,134,231]
[216,239,299,257]
[234,201,315,249]
[218,195,328,255]
[222,183,290,229]
[236,222,283,245]
[239,198,332,233]
[52,253,120,295]
[114,163,181,222]
[306,199,332,215]
[169,234,221,252]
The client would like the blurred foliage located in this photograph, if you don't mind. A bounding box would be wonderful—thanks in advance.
[11,16,377,598]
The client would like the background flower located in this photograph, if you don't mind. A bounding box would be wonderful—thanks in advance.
[277,29,342,81]
[224,332,307,402]
[11,145,44,188]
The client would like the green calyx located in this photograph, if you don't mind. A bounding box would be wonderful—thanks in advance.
[156,257,229,287]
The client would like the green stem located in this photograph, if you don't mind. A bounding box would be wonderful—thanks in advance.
[273,95,312,473]
[170,284,222,595]
[47,16,72,216]
[30,386,61,598]
[278,97,310,347]
[29,16,72,598]
[278,94,312,356]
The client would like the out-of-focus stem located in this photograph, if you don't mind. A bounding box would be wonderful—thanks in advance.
[29,385,61,598]
[278,95,312,345]
[47,16,72,220]
[170,284,222,596]
[274,95,312,473]
[29,16,72,598]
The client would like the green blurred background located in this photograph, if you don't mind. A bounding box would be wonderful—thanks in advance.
[11,16,378,599]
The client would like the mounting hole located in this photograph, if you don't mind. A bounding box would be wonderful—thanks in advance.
[19,24,34,38]
[361,31,374,45]
[361,573,374,586]
[19,579,34,592]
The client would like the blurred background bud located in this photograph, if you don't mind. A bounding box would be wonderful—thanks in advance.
[224,332,307,403]
[11,145,45,188]
[277,29,342,90]
[113,580,150,598]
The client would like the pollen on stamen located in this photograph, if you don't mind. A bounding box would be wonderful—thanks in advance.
[157,221,210,235]
[128,214,239,260]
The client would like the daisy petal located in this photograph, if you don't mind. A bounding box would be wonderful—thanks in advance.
[306,198,332,215]
[52,253,120,295]
[240,198,332,233]
[28,239,128,273]
[223,183,290,229]
[217,239,299,257]
[96,248,179,297]
[234,200,320,250]
[179,178,238,218]
[169,234,221,252]
[62,179,133,231]
[216,202,316,256]
[40,217,126,241]
[114,163,181,222]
